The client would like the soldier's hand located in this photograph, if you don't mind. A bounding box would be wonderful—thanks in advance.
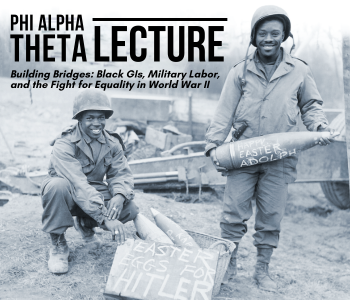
[106,194,125,220]
[209,148,229,176]
[317,126,336,146]
[104,219,126,245]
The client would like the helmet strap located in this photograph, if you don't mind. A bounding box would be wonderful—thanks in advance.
[289,32,295,54]
[241,41,252,90]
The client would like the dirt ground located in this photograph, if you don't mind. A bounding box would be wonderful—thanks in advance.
[1,78,350,299]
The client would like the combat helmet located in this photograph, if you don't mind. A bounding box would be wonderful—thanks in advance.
[250,5,292,47]
[72,89,113,120]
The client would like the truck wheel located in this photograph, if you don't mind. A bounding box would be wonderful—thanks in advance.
[320,181,350,209]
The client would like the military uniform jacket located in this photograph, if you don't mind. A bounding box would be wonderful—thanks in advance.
[205,47,329,182]
[43,123,134,224]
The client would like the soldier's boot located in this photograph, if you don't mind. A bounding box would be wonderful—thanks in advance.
[48,233,69,274]
[73,216,102,250]
[253,247,277,292]
[222,242,239,284]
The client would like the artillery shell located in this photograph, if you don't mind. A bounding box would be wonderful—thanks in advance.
[215,131,339,170]
[133,213,173,244]
[150,208,200,249]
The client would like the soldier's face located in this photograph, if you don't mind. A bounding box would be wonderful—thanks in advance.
[256,19,284,58]
[80,110,106,139]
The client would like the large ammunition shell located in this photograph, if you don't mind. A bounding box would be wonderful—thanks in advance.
[215,131,338,170]
[150,208,200,249]
[133,213,173,244]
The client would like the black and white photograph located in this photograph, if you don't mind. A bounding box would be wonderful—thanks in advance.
[0,0,349,299]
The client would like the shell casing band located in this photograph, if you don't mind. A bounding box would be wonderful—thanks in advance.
[229,142,236,169]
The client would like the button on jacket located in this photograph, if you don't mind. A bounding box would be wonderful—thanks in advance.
[42,123,134,224]
[205,47,328,182]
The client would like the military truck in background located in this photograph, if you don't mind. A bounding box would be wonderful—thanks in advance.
[302,111,350,209]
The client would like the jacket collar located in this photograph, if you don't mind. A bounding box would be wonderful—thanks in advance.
[103,130,116,145]
[71,123,108,144]
[70,124,112,163]
[70,124,82,143]
[246,47,295,81]
[78,123,106,144]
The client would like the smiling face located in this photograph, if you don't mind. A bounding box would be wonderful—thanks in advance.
[79,110,106,140]
[255,19,284,60]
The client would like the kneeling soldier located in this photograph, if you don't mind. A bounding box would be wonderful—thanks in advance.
[41,89,138,274]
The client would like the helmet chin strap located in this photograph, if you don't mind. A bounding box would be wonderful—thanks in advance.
[241,41,252,89]
[289,32,295,54]
[240,33,295,90]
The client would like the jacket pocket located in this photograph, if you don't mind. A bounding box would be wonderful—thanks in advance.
[104,156,112,167]
[79,158,94,174]
[286,99,299,126]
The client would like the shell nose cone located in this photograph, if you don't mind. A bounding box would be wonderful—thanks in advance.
[150,208,160,217]
[332,131,340,137]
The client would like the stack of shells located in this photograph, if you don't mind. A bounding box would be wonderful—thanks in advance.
[133,208,200,249]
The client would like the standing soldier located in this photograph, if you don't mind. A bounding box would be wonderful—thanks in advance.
[41,89,138,274]
[205,5,335,292]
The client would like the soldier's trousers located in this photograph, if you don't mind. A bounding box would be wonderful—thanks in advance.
[41,177,139,234]
[221,161,288,248]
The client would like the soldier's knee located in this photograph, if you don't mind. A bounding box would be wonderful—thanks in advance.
[41,178,72,210]
[43,178,70,196]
